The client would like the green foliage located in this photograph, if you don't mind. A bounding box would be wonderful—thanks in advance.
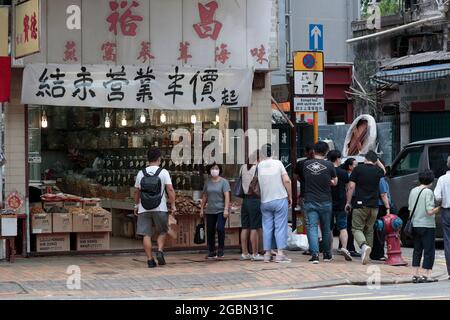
[361,0,400,18]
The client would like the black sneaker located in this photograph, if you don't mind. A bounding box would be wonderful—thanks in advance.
[323,253,333,262]
[217,250,224,258]
[309,254,320,264]
[206,252,217,260]
[156,251,166,266]
[350,251,361,258]
[147,259,157,268]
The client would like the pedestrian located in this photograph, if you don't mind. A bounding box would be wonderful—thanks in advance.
[134,148,176,268]
[345,151,390,265]
[340,158,360,257]
[370,174,394,261]
[434,156,450,281]
[240,151,264,261]
[327,150,352,261]
[409,170,440,283]
[200,163,231,260]
[258,144,293,263]
[303,141,337,264]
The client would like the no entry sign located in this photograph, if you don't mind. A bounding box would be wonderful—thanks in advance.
[294,51,324,72]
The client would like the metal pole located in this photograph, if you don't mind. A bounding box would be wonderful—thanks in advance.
[289,75,297,230]
[313,112,319,143]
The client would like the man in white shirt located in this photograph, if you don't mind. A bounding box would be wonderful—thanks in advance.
[134,148,176,268]
[434,156,450,280]
[258,144,293,263]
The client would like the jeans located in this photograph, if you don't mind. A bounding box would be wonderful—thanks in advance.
[304,201,332,256]
[412,227,436,270]
[371,206,388,260]
[206,213,227,254]
[261,198,289,251]
[442,208,450,275]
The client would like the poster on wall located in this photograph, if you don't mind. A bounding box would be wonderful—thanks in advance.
[14,0,40,59]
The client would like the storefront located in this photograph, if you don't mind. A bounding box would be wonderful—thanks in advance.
[4,0,278,256]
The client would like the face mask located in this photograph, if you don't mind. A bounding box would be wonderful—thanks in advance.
[210,169,220,177]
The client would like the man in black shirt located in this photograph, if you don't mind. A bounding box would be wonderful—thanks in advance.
[345,151,390,265]
[327,150,352,262]
[303,141,337,264]
[295,143,315,203]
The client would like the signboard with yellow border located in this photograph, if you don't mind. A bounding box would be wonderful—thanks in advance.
[0,7,8,56]
[14,0,40,59]
[293,51,324,72]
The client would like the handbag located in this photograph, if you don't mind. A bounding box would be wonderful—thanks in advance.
[233,167,245,198]
[404,188,426,239]
[193,222,206,244]
[247,165,261,198]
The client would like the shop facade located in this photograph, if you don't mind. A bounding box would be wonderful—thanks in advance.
[4,0,279,256]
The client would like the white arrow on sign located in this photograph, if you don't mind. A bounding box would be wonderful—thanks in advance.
[311,26,322,50]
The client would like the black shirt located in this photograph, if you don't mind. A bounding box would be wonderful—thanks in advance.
[332,167,349,211]
[295,159,308,198]
[349,164,385,208]
[303,159,337,203]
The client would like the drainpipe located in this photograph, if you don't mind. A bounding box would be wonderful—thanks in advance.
[444,23,449,51]
[346,13,447,44]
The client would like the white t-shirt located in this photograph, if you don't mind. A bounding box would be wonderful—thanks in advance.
[241,165,257,195]
[135,166,172,213]
[257,159,288,204]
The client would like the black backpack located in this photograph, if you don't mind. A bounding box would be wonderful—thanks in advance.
[140,168,164,210]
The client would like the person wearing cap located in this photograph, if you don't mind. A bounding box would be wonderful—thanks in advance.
[345,151,390,265]
[434,156,450,280]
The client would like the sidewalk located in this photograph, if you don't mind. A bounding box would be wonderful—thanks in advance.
[0,250,447,299]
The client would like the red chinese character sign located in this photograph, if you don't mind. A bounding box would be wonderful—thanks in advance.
[63,41,78,62]
[193,1,222,40]
[106,0,143,37]
[14,0,40,58]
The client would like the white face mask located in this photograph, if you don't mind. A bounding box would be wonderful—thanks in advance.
[210,169,220,177]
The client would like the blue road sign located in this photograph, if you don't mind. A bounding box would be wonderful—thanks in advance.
[309,24,323,51]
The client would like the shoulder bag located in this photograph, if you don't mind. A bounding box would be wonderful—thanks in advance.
[233,166,245,198]
[247,165,261,198]
[404,188,426,239]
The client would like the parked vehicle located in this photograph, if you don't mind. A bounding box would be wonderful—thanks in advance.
[385,138,450,246]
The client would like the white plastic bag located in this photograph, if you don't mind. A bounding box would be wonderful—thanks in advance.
[287,229,309,251]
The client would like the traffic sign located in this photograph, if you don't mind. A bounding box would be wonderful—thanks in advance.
[309,24,323,51]
[294,71,324,95]
[294,97,325,112]
[294,51,324,72]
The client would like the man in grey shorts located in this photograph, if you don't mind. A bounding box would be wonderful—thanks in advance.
[134,148,176,268]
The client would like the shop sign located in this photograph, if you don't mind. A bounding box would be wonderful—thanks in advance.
[0,57,11,102]
[6,191,24,211]
[14,0,40,59]
[0,7,8,56]
[25,0,275,70]
[21,63,254,110]
[28,155,42,163]
[294,97,325,112]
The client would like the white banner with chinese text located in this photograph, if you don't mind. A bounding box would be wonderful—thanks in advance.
[21,63,254,110]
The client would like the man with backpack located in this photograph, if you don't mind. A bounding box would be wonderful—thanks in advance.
[134,148,176,268]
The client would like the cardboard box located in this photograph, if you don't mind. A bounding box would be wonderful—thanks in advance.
[42,201,63,211]
[0,215,18,237]
[76,232,110,251]
[72,212,92,233]
[223,228,240,247]
[170,216,191,248]
[52,213,73,233]
[82,199,101,209]
[228,212,241,228]
[92,211,112,232]
[31,213,53,234]
[36,233,70,252]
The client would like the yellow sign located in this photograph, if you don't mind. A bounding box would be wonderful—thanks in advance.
[14,0,40,59]
[293,51,324,72]
[0,7,8,56]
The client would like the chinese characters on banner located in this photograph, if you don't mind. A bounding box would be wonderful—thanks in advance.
[22,64,254,110]
[14,0,40,58]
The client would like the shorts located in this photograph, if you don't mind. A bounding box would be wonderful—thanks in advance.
[241,197,262,230]
[136,211,168,237]
[331,211,347,231]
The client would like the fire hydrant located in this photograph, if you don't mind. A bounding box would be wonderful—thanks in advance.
[374,214,408,266]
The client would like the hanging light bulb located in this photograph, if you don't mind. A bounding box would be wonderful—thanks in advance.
[139,110,146,123]
[190,114,197,124]
[121,111,127,126]
[104,113,111,128]
[160,112,167,123]
[41,110,48,128]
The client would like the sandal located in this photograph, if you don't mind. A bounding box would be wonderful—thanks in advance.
[418,276,438,283]
[412,276,420,283]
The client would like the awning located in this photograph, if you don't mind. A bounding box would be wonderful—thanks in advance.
[373,63,450,84]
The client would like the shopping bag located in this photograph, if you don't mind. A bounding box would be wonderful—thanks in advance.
[287,229,309,251]
[193,222,206,244]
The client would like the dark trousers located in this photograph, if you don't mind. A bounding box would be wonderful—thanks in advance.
[442,208,450,275]
[371,206,388,259]
[412,227,436,270]
[339,211,356,252]
[206,213,226,254]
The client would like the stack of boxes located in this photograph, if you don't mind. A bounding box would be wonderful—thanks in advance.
[32,198,112,253]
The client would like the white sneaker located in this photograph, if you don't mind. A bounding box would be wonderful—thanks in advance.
[240,253,252,261]
[361,245,372,265]
[252,254,265,261]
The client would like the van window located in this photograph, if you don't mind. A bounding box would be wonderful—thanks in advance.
[391,146,423,177]
[428,145,450,178]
